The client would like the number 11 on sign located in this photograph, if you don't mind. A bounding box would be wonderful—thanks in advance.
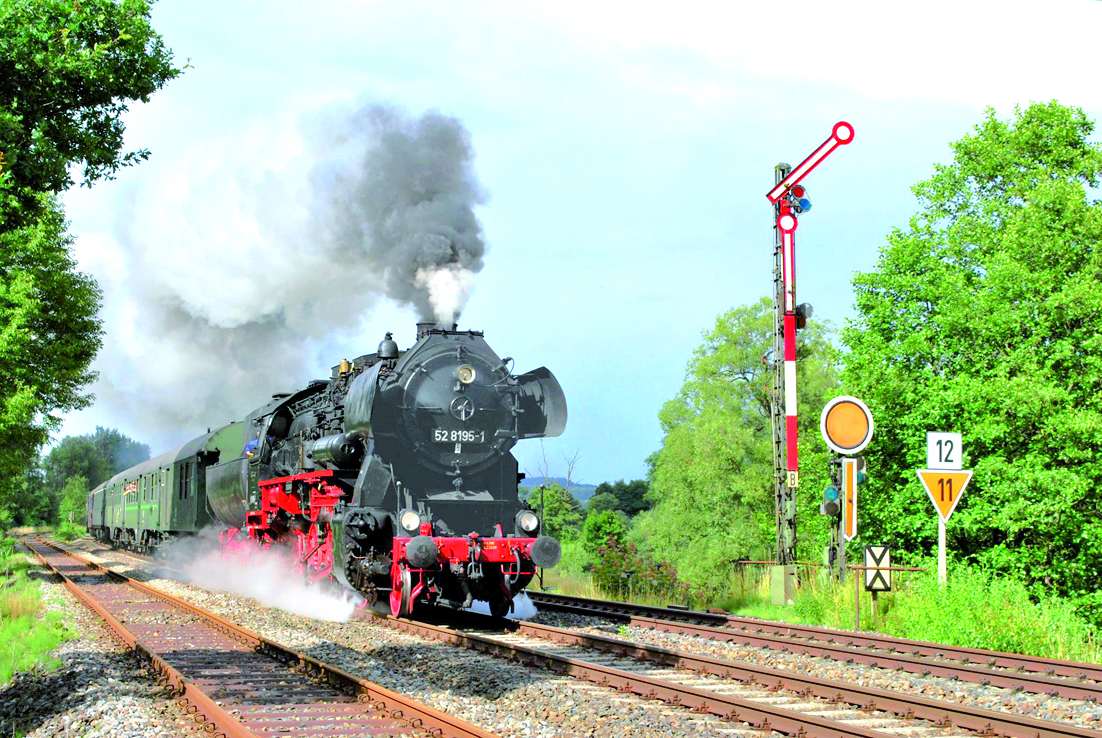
[917,468,973,584]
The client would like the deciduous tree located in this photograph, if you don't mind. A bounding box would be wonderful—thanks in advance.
[0,0,182,227]
[585,491,619,515]
[58,475,88,525]
[639,299,839,593]
[593,479,650,516]
[842,102,1102,623]
[0,197,102,486]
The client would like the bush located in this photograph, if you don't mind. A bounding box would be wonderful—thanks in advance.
[582,511,627,557]
[591,539,697,604]
[555,537,590,578]
[0,542,71,684]
[55,522,85,542]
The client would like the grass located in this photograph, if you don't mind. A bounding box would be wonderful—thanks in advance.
[542,555,1101,662]
[0,536,71,684]
[541,567,696,609]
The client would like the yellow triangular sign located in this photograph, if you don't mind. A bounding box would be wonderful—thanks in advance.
[917,469,973,522]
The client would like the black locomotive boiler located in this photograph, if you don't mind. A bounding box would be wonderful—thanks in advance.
[89,323,567,617]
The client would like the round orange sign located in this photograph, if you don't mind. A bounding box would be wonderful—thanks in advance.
[820,396,874,454]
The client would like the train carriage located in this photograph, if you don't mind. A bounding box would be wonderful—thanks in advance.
[88,423,245,552]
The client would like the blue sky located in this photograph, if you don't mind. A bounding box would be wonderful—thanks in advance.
[59,1,1102,483]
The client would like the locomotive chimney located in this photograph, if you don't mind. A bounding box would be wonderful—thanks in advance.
[416,322,435,340]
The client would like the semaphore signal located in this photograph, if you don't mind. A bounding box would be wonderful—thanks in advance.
[767,122,854,580]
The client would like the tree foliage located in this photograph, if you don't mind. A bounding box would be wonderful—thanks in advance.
[42,426,148,504]
[0,426,147,524]
[582,509,628,556]
[592,479,650,516]
[638,299,840,593]
[842,102,1102,622]
[0,0,182,227]
[0,198,102,480]
[58,474,88,524]
[521,483,582,539]
[585,491,619,516]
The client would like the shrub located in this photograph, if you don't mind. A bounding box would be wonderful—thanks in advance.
[55,522,85,542]
[591,539,698,604]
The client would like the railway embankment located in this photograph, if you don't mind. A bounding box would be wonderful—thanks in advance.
[0,538,205,737]
[46,536,1102,738]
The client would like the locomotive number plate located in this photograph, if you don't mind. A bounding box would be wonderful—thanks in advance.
[433,428,486,443]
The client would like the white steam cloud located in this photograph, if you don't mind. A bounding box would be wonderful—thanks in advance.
[465,591,539,620]
[87,100,486,440]
[160,529,361,622]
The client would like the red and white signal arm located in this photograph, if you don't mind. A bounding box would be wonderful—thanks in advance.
[767,122,855,203]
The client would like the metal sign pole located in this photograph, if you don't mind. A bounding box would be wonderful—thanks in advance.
[938,517,947,585]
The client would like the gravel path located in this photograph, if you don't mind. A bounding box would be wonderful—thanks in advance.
[0,546,205,738]
[528,609,1102,731]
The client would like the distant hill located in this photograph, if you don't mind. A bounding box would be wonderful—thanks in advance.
[520,476,598,505]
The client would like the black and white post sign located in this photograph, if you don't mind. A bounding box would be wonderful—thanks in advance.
[864,545,891,592]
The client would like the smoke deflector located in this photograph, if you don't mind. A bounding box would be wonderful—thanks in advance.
[514,367,567,439]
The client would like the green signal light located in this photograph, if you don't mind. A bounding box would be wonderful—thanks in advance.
[824,486,840,501]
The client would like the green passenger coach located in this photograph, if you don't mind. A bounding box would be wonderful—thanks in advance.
[87,422,245,551]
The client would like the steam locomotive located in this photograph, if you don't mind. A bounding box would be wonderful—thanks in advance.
[87,323,567,617]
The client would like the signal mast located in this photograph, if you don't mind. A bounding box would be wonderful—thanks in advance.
[765,122,854,596]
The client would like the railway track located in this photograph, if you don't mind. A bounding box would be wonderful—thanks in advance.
[24,537,497,738]
[527,591,1102,702]
[382,611,1099,738]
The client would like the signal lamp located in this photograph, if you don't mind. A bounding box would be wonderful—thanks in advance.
[856,456,868,484]
[789,184,812,213]
[795,303,813,329]
[821,486,841,517]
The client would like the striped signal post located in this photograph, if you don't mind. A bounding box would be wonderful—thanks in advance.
[766,123,854,596]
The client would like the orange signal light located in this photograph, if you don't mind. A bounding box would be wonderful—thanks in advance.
[820,396,874,455]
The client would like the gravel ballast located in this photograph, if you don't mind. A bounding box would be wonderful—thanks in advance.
[0,547,206,738]
[528,610,1102,731]
[58,538,1102,736]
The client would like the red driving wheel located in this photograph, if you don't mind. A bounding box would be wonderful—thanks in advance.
[389,563,413,618]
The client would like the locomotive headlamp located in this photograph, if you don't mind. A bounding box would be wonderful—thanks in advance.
[516,510,540,534]
[399,509,421,533]
[456,364,477,385]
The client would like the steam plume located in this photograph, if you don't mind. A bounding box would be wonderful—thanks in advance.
[160,529,360,622]
[86,101,487,442]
